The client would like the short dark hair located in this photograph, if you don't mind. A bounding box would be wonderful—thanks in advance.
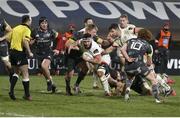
[82,33,92,39]
[39,16,48,25]
[108,23,119,31]
[22,15,30,23]
[84,17,92,23]
[138,29,153,41]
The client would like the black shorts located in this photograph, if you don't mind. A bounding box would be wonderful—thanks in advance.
[131,75,145,94]
[0,44,9,57]
[125,61,150,77]
[65,55,83,72]
[10,50,28,66]
[36,52,53,68]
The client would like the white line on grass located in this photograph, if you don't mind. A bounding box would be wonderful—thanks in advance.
[0,112,34,117]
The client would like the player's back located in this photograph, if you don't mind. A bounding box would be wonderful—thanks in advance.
[127,38,151,62]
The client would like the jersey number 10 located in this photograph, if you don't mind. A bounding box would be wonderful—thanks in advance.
[130,42,142,50]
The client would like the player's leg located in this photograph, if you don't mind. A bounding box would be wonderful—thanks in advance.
[64,58,75,95]
[145,71,161,103]
[92,72,99,89]
[1,56,14,81]
[8,50,20,100]
[19,64,31,100]
[131,75,151,95]
[74,60,88,94]
[156,74,173,96]
[41,58,57,93]
[124,76,134,101]
[9,66,19,100]
[96,65,111,96]
[0,45,14,82]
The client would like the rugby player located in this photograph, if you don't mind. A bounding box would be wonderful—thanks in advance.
[121,29,162,103]
[0,18,13,82]
[31,17,58,93]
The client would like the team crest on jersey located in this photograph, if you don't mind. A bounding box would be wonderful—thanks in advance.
[93,49,99,54]
[44,33,50,38]
[35,34,40,38]
[128,27,133,30]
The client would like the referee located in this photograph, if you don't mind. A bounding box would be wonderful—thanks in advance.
[8,15,33,100]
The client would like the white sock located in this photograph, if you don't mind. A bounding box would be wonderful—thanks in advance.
[156,74,171,91]
[100,75,110,93]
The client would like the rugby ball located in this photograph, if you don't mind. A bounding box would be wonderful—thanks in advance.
[82,52,93,60]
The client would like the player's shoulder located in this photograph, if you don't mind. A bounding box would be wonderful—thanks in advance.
[127,24,136,27]
[128,38,137,42]
[91,41,102,51]
[92,40,100,47]
[127,24,136,30]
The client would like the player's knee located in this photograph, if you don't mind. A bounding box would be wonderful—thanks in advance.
[96,71,104,78]
[1,56,9,62]
[22,78,29,81]
[13,73,19,78]
[97,66,106,77]
[147,72,157,84]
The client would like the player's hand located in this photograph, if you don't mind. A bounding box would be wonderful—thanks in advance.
[155,49,159,54]
[68,45,72,54]
[28,52,34,58]
[0,37,4,41]
[82,56,90,62]
[53,49,59,55]
[127,57,135,62]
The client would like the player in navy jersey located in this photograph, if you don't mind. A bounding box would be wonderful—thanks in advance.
[31,17,59,93]
[121,29,161,103]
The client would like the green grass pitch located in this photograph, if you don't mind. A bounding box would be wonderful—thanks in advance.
[0,75,180,117]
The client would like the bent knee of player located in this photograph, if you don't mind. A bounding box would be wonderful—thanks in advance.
[96,70,105,78]
[66,70,74,78]
[146,71,157,84]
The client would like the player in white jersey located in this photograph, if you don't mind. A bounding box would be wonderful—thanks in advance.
[80,33,112,96]
[117,14,142,63]
[118,23,137,44]
[84,24,101,89]
[118,14,142,42]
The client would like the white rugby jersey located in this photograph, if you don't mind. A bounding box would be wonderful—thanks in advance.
[80,40,111,65]
[118,24,137,44]
[78,28,85,33]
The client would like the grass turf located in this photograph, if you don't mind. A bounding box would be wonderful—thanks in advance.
[0,75,180,117]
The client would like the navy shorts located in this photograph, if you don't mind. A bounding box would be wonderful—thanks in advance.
[125,61,150,77]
